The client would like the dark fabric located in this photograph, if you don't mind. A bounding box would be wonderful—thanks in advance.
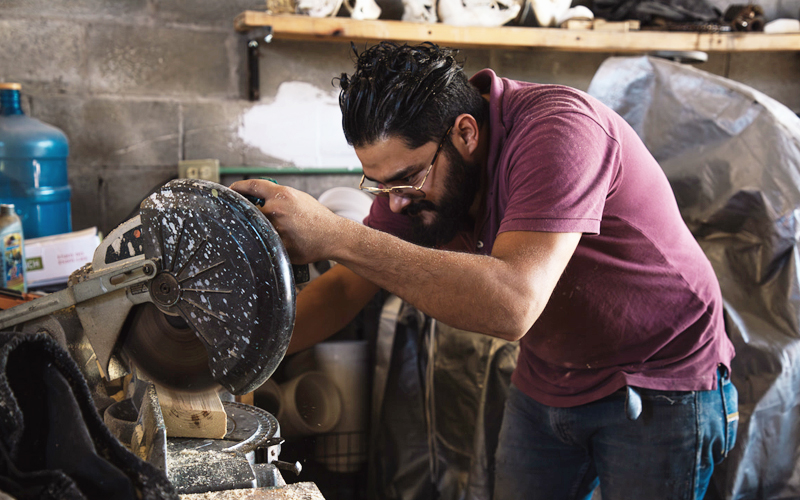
[0,332,178,500]
[370,305,518,500]
[593,0,721,23]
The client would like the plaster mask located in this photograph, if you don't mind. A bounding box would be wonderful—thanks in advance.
[530,0,572,27]
[296,0,344,17]
[438,0,523,27]
[345,0,382,20]
[402,0,438,23]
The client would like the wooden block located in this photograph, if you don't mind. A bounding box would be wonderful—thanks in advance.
[562,19,593,30]
[235,391,255,406]
[156,385,228,439]
[593,18,641,31]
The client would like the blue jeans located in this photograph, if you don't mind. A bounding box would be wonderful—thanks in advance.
[494,368,738,500]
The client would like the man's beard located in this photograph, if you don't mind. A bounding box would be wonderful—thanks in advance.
[403,146,481,248]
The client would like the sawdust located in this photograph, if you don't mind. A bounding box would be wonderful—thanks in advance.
[178,482,324,500]
[167,448,231,468]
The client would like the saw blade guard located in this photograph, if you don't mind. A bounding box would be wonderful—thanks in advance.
[137,179,295,395]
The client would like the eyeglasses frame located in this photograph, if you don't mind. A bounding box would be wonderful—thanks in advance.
[358,126,453,199]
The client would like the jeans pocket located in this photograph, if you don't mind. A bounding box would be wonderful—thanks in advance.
[721,375,739,456]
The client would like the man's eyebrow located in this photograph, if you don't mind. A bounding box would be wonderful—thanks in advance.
[365,164,422,184]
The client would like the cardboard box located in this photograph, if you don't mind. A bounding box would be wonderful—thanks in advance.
[25,228,101,288]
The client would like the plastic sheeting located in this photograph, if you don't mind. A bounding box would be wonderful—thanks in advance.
[368,297,518,500]
[588,56,800,500]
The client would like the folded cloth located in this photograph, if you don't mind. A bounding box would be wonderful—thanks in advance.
[0,332,178,500]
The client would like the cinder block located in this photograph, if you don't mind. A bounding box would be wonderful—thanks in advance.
[100,165,177,233]
[183,99,308,167]
[728,52,800,114]
[457,48,492,76]
[690,53,728,79]
[31,95,181,167]
[149,0,263,28]
[182,100,250,166]
[87,24,233,96]
[493,49,611,91]
[0,20,85,90]
[0,0,147,18]
[67,165,103,235]
[68,164,177,235]
[259,41,355,100]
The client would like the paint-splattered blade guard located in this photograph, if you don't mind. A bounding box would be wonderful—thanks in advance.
[122,179,295,395]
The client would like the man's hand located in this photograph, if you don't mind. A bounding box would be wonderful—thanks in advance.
[230,179,352,264]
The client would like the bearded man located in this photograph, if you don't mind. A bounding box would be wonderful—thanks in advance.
[232,42,737,500]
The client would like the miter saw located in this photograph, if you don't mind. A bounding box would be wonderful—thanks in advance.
[0,179,307,494]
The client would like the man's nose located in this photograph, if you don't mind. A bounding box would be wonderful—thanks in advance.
[389,193,412,213]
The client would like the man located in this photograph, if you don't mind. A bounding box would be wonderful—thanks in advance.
[231,42,737,499]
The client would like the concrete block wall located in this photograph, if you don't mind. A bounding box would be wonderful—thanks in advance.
[1,1,799,236]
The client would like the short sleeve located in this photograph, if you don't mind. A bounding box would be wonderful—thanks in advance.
[500,112,620,235]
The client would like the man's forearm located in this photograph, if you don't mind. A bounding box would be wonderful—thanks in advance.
[329,219,578,341]
[227,179,579,341]
[289,265,380,353]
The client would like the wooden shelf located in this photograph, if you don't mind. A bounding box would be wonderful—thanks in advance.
[235,12,800,53]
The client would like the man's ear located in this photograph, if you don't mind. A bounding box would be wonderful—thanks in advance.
[452,113,481,156]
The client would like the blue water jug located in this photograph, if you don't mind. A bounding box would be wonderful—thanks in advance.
[0,83,72,238]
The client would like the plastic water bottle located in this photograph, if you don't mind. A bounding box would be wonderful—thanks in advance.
[0,204,26,292]
[0,83,72,238]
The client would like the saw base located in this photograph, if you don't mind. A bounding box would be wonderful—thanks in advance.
[104,385,291,495]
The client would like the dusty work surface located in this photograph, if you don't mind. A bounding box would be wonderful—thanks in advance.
[179,482,324,500]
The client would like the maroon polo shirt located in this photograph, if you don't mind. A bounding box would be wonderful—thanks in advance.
[364,69,734,407]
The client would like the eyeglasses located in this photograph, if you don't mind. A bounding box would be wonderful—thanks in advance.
[358,126,453,199]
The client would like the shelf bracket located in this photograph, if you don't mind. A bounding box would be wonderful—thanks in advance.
[246,27,273,101]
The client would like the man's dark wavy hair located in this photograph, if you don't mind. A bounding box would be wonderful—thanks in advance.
[338,42,488,149]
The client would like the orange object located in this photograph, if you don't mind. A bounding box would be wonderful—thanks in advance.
[0,288,38,310]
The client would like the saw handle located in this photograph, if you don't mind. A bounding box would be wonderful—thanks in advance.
[243,194,265,207]
[242,176,278,207]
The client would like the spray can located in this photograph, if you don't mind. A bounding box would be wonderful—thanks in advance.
[0,204,26,292]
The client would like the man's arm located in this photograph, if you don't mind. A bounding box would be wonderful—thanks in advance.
[333,223,580,341]
[289,264,380,354]
[232,180,580,342]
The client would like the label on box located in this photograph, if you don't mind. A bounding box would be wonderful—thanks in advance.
[24,228,101,288]
[26,256,43,272]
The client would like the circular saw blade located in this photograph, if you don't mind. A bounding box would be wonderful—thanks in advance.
[128,179,295,395]
[121,303,216,391]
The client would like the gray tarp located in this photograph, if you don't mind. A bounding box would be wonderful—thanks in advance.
[588,56,800,500]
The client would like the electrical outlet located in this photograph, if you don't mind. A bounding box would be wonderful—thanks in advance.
[178,159,220,183]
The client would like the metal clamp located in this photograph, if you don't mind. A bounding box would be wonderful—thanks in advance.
[247,27,274,101]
